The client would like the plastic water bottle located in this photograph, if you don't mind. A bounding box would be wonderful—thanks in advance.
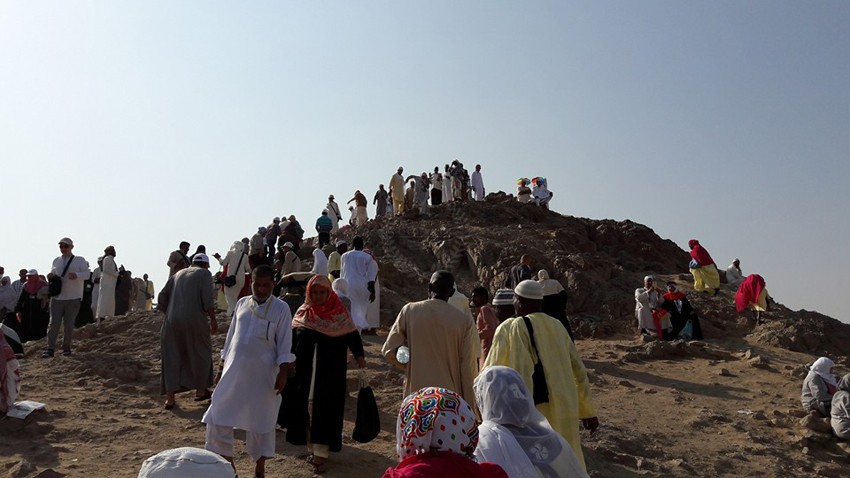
[396,345,410,364]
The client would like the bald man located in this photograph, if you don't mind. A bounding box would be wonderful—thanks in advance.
[382,271,479,407]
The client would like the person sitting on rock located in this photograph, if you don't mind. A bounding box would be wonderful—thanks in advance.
[725,258,746,287]
[516,178,532,204]
[660,281,703,340]
[802,357,838,417]
[635,276,672,339]
[830,373,850,439]
[735,274,772,325]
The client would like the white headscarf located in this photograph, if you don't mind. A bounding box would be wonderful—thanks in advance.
[809,357,837,387]
[473,366,588,478]
[0,277,17,312]
[138,447,235,478]
[311,248,329,276]
[332,278,349,298]
[536,270,565,296]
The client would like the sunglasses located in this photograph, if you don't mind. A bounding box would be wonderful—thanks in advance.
[59,244,71,249]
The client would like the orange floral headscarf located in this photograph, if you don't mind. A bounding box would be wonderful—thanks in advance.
[292,275,357,337]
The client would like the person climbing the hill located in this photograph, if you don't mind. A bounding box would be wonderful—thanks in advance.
[483,280,598,470]
[382,271,479,408]
[327,241,347,281]
[735,273,771,325]
[491,289,516,323]
[347,190,369,226]
[504,255,533,290]
[315,210,333,249]
[802,357,837,418]
[635,275,671,339]
[688,239,720,296]
[661,281,703,340]
[202,265,294,478]
[726,258,746,287]
[472,287,498,368]
[339,236,377,331]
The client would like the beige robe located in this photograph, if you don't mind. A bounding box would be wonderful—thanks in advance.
[382,299,479,408]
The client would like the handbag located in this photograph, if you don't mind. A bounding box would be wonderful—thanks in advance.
[522,316,550,405]
[224,253,244,288]
[352,372,381,443]
[48,255,75,297]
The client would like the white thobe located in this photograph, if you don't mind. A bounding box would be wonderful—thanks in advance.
[366,277,381,329]
[90,268,102,315]
[443,173,453,202]
[97,256,119,318]
[634,287,669,331]
[340,250,379,330]
[223,251,250,317]
[533,185,552,206]
[312,248,329,276]
[471,171,485,201]
[202,296,295,434]
[726,264,745,287]
[327,201,342,233]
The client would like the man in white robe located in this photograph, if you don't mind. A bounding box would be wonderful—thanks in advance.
[365,252,381,333]
[635,275,670,337]
[97,248,119,324]
[442,164,453,203]
[222,241,251,318]
[203,265,295,477]
[311,248,329,276]
[340,236,378,330]
[326,195,342,234]
[90,258,102,316]
[726,259,746,287]
[471,164,485,201]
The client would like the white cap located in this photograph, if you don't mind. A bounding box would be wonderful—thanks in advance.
[137,447,235,478]
[514,280,544,300]
[58,237,74,246]
[192,254,210,264]
[283,242,295,249]
[27,269,38,276]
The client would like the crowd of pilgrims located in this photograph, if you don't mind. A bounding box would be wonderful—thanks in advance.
[2,164,848,478]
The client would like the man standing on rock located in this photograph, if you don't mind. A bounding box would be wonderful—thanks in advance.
[471,164,485,201]
[202,265,295,478]
[484,280,598,470]
[43,237,91,358]
[167,241,191,277]
[382,270,479,408]
[339,237,377,330]
[430,167,443,206]
[327,195,343,234]
[315,211,333,249]
[373,185,388,218]
[389,167,406,216]
[157,253,218,410]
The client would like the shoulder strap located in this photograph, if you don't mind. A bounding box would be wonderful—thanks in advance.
[522,315,541,363]
[235,252,244,272]
[60,255,75,278]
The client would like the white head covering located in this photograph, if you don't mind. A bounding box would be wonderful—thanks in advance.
[473,366,588,478]
[192,254,210,264]
[514,280,544,300]
[809,357,837,387]
[492,289,514,306]
[0,277,17,311]
[536,270,565,296]
[137,447,234,478]
[332,277,349,297]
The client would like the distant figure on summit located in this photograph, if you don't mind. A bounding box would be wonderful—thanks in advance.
[167,241,191,277]
[373,185,388,218]
[688,239,720,296]
[471,164,486,201]
[726,258,746,287]
[389,167,406,216]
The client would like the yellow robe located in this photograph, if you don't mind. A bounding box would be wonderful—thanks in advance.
[690,263,720,291]
[145,280,155,311]
[483,312,596,469]
[327,251,342,281]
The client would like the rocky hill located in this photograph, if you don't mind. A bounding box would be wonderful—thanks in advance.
[3,196,850,477]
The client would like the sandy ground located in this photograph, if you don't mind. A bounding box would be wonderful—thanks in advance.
[2,310,849,477]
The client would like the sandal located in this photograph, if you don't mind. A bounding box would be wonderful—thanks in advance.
[193,390,212,401]
[307,456,327,474]
[164,402,175,410]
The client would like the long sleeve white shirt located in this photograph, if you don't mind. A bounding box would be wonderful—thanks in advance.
[50,255,91,300]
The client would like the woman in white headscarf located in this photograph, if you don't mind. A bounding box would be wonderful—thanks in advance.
[802,357,838,417]
[536,270,573,341]
[222,241,250,317]
[473,366,588,478]
[331,278,351,313]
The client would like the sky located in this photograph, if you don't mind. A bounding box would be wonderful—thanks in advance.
[1,1,848,322]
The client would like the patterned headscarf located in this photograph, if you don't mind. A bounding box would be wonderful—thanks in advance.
[396,387,479,461]
[292,275,357,337]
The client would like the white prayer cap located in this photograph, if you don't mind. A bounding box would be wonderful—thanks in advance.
[273,217,281,223]
[644,275,654,282]
[58,237,74,246]
[282,242,295,249]
[492,288,514,306]
[336,240,347,247]
[137,447,234,478]
[514,280,544,300]
[192,254,210,264]
[27,269,38,276]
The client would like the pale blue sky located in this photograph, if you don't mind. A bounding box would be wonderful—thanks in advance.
[1,2,848,322]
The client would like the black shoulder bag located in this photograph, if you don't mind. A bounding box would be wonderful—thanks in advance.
[224,253,244,288]
[48,255,75,297]
[522,315,550,405]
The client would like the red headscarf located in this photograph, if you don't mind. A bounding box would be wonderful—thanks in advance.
[23,274,46,295]
[735,274,765,312]
[688,239,715,267]
[292,275,357,337]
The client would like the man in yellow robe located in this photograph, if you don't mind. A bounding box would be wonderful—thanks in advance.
[483,280,598,470]
[143,274,155,311]
[327,241,347,282]
[388,166,406,216]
